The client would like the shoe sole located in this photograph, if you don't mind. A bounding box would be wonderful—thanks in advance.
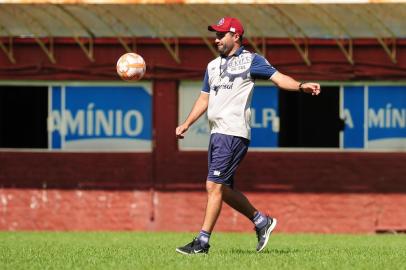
[175,248,208,255]
[257,218,277,253]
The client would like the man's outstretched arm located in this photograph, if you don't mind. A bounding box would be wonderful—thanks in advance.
[270,72,321,96]
[176,92,209,139]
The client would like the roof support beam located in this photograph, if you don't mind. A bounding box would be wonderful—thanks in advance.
[94,5,138,52]
[335,39,353,65]
[34,36,55,64]
[173,5,218,58]
[141,5,181,63]
[3,5,56,63]
[248,7,269,56]
[344,5,397,64]
[249,37,266,56]
[51,5,96,62]
[86,5,133,54]
[364,6,396,64]
[309,5,354,65]
[375,37,396,64]
[73,36,94,62]
[129,5,180,63]
[290,37,310,66]
[0,24,15,64]
[261,5,311,66]
[0,37,15,64]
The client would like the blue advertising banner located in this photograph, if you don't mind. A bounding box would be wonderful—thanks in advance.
[48,84,152,151]
[343,86,365,149]
[367,86,406,149]
[250,85,279,148]
[51,86,62,149]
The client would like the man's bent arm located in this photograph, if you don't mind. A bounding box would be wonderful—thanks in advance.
[270,72,301,91]
[270,72,321,95]
[270,72,320,96]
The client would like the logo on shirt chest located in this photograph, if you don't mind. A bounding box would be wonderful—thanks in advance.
[227,56,251,75]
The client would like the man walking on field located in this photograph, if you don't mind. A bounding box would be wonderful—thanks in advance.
[175,17,321,255]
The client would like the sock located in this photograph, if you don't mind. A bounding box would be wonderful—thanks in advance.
[197,230,211,247]
[252,211,268,229]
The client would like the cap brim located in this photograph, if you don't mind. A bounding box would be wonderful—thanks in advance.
[208,25,228,32]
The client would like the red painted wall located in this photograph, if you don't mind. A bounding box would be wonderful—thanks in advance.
[1,189,405,233]
[0,38,405,233]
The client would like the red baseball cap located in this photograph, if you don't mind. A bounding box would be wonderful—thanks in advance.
[208,17,244,36]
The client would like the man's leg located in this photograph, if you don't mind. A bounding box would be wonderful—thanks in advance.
[175,180,224,255]
[223,185,277,252]
[222,185,256,220]
[201,181,224,232]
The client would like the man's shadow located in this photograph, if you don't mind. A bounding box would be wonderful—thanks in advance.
[222,247,300,255]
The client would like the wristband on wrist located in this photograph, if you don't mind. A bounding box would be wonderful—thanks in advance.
[299,82,305,93]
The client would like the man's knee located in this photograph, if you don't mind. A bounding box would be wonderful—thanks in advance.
[206,180,224,195]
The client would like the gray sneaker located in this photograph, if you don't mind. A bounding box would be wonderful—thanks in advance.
[255,217,277,252]
[176,238,210,255]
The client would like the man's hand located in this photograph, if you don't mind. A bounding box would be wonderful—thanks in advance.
[176,123,189,139]
[301,82,321,96]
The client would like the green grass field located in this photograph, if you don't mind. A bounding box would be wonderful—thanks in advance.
[1,232,405,270]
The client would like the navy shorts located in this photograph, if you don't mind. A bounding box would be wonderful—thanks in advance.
[207,133,250,188]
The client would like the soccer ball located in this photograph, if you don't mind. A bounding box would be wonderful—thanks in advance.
[116,52,146,81]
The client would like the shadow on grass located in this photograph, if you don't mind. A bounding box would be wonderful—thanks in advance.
[222,248,300,255]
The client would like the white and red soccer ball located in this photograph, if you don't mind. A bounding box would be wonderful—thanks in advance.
[116,52,146,81]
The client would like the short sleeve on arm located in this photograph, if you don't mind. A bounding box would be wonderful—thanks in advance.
[202,69,210,93]
[250,54,277,80]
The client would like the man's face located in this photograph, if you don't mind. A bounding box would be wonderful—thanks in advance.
[215,32,237,56]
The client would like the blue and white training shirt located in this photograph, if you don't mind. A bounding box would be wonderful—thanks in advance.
[202,46,277,140]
